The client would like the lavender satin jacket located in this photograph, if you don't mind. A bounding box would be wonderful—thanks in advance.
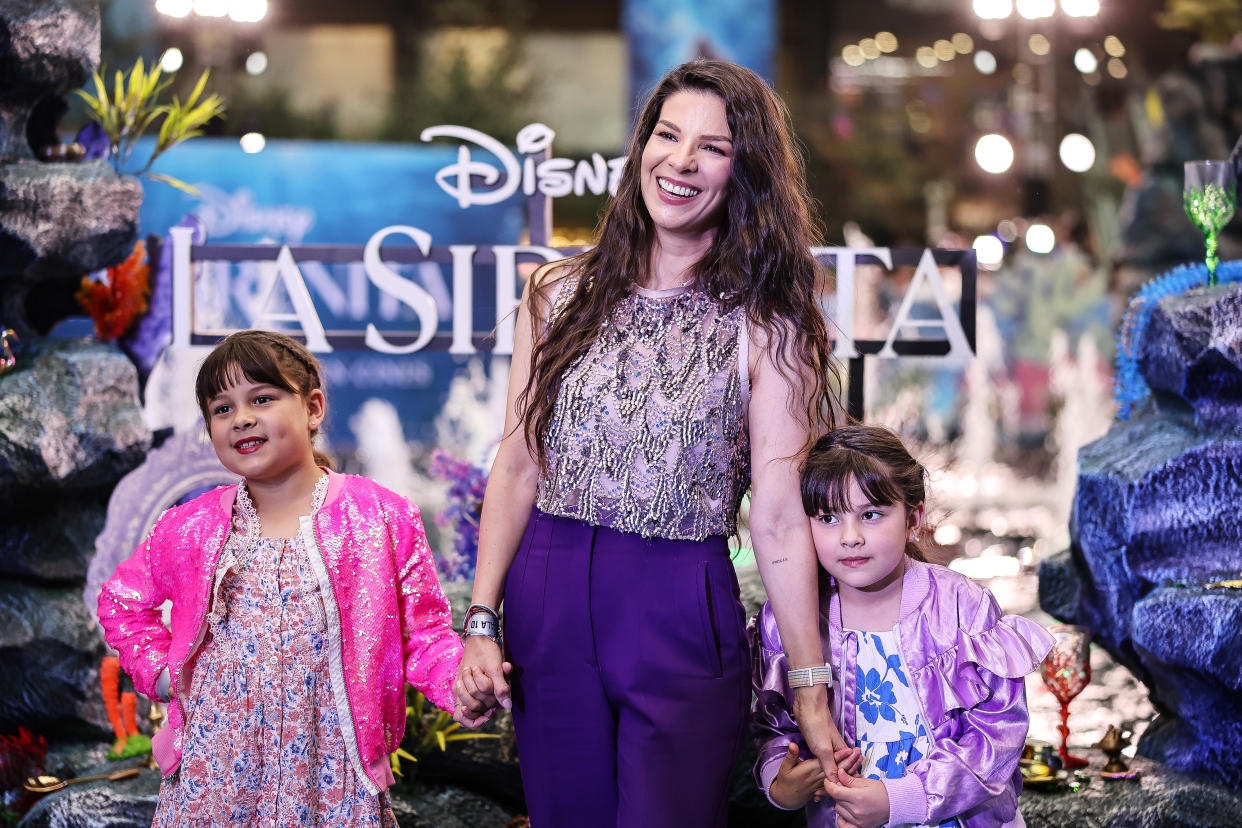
[751,560,1055,827]
[98,471,463,795]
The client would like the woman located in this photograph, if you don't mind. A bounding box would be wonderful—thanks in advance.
[455,59,845,826]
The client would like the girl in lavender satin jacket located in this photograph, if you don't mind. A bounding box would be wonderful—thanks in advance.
[98,331,462,826]
[751,425,1055,828]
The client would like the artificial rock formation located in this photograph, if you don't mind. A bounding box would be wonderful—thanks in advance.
[1040,282,1242,787]
[0,0,141,338]
[0,0,149,747]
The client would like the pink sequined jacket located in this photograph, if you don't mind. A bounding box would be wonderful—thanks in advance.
[98,471,463,795]
[751,560,1055,828]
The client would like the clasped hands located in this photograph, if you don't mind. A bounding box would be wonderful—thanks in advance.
[775,686,887,828]
[451,636,513,728]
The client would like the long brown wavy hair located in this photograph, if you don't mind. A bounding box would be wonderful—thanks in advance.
[520,59,841,466]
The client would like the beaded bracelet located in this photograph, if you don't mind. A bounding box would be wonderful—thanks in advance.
[787,663,834,689]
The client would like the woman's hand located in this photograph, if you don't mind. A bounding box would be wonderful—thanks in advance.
[452,636,512,728]
[792,685,854,781]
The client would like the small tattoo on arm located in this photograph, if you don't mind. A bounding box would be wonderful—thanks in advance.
[771,557,789,565]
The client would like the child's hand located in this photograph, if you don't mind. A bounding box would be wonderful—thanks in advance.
[769,743,827,809]
[453,638,512,728]
[822,771,890,828]
[835,745,863,777]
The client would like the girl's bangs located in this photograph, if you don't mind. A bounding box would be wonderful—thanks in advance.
[196,337,293,407]
[805,451,902,516]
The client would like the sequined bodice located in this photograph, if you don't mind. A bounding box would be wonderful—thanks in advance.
[534,280,750,540]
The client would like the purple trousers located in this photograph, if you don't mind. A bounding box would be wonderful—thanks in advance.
[504,508,750,828]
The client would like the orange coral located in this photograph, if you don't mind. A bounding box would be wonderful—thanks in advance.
[76,240,150,340]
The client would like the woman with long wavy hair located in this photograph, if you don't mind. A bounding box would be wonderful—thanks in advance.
[453,59,849,826]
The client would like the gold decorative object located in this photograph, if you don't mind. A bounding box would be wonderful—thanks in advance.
[23,766,140,794]
[145,700,166,771]
[1203,573,1242,590]
[1093,725,1140,780]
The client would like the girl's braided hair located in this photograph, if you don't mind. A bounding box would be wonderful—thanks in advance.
[195,330,334,470]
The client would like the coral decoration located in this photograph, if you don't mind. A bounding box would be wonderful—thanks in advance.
[101,655,151,760]
[76,241,151,341]
[0,727,47,790]
[101,655,126,752]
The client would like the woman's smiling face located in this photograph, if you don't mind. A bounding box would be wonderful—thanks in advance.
[639,89,734,246]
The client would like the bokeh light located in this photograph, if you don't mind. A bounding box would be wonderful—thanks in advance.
[154,0,192,16]
[245,51,269,75]
[1025,223,1056,253]
[229,0,268,23]
[973,235,1005,269]
[974,50,998,74]
[240,132,266,154]
[974,0,1013,19]
[1059,133,1096,172]
[1074,48,1098,74]
[975,134,1015,174]
[1061,0,1100,15]
[193,0,229,17]
[159,48,184,73]
[1016,0,1055,19]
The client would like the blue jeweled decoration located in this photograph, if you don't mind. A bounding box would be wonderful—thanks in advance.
[1114,259,1242,419]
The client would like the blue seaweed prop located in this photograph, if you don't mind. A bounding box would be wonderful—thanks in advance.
[1114,259,1242,419]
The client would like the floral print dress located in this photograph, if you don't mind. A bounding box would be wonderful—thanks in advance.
[153,477,397,827]
[852,628,961,828]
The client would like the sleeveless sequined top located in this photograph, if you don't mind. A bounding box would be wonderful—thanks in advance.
[534,276,751,540]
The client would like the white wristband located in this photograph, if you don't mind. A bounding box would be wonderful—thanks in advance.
[787,663,834,689]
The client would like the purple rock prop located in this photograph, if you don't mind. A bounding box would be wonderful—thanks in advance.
[1140,285,1242,435]
[1040,281,1242,786]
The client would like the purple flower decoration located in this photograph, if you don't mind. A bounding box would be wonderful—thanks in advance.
[429,449,489,582]
[75,121,110,161]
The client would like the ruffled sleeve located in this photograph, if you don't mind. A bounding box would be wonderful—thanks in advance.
[921,612,1055,720]
[748,605,805,810]
[887,589,1052,827]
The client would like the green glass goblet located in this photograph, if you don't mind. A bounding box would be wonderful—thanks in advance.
[1184,160,1236,287]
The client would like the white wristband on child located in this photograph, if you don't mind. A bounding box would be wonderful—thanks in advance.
[786,663,834,689]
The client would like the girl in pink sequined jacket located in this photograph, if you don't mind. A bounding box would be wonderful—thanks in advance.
[751,426,1054,828]
[98,331,462,816]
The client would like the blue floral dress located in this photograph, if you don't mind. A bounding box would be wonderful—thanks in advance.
[152,478,397,827]
[852,627,961,828]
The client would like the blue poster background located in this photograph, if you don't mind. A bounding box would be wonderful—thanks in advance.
[622,0,775,108]
[133,138,529,451]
